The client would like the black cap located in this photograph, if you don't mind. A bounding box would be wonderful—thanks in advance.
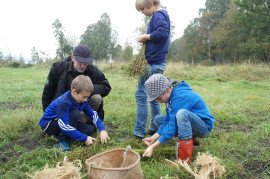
[73,44,93,63]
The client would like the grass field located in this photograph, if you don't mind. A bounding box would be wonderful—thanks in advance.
[0,62,269,178]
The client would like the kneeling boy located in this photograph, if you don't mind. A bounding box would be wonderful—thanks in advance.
[142,74,214,164]
[39,75,110,152]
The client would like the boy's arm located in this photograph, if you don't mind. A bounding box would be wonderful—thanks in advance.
[137,34,151,43]
[83,104,106,131]
[143,140,161,157]
[149,12,170,42]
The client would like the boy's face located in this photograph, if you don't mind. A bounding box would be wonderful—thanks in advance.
[71,89,91,103]
[139,4,155,17]
[155,89,171,103]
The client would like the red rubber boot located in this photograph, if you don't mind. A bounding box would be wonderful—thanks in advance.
[175,139,193,164]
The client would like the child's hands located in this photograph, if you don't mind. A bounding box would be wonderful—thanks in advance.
[137,34,150,43]
[99,130,110,144]
[143,146,154,158]
[142,137,155,146]
[85,136,96,145]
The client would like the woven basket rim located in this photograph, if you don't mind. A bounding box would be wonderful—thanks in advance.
[85,148,141,171]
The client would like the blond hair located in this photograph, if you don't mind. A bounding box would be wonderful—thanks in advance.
[135,0,160,11]
[71,75,94,94]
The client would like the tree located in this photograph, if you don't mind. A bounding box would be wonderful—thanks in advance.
[112,44,123,61]
[31,47,39,64]
[52,19,73,59]
[80,13,116,61]
[0,50,3,61]
[234,0,270,63]
[122,43,133,62]
[5,53,14,63]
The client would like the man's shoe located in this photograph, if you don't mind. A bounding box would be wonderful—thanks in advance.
[119,134,144,142]
[55,141,72,153]
[147,129,157,136]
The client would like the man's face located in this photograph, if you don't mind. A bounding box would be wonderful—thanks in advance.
[72,56,88,73]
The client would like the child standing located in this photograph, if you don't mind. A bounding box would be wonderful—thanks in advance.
[39,75,110,152]
[142,74,215,164]
[132,0,171,139]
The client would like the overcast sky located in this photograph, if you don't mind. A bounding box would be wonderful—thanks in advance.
[0,0,205,60]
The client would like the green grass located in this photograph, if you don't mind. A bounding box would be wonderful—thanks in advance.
[0,63,269,178]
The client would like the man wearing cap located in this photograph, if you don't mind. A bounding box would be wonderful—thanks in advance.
[42,44,111,122]
[142,74,215,164]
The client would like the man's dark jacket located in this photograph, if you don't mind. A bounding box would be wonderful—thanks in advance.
[42,56,111,119]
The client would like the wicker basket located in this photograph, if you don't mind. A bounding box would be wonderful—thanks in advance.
[85,148,143,179]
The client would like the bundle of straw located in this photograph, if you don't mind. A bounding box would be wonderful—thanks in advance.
[26,156,83,179]
[123,44,149,79]
[165,152,226,179]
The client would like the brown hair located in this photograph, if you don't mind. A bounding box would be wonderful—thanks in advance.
[135,0,160,11]
[71,75,94,94]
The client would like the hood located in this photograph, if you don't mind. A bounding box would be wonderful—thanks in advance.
[172,80,192,91]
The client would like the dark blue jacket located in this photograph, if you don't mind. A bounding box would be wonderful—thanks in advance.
[39,91,106,142]
[157,81,215,144]
[146,9,170,65]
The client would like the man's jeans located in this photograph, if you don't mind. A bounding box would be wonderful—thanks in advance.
[153,109,211,140]
[133,63,166,137]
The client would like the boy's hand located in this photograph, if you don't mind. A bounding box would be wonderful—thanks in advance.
[143,146,154,158]
[137,34,150,43]
[85,136,96,145]
[100,130,110,144]
[142,137,154,146]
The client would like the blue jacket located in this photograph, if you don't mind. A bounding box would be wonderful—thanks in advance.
[39,91,106,142]
[157,81,215,144]
[146,9,170,65]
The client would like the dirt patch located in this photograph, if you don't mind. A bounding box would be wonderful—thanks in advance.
[0,101,20,109]
[243,160,269,176]
[0,101,32,110]
[245,109,270,118]
[106,122,119,135]
[0,132,44,163]
[216,121,254,132]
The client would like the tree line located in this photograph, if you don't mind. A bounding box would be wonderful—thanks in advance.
[169,0,270,64]
[1,0,269,66]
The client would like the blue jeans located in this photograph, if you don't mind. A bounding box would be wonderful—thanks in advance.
[133,63,166,137]
[153,109,211,140]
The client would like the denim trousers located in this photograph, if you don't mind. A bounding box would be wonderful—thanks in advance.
[133,63,166,137]
[43,108,95,143]
[153,109,211,140]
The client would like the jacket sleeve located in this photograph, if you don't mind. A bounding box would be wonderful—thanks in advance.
[91,66,111,97]
[83,104,106,131]
[150,11,170,42]
[42,65,59,111]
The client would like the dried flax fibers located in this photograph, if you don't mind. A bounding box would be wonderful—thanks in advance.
[26,156,84,179]
[165,152,226,179]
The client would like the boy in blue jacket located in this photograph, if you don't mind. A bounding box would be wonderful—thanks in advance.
[142,74,215,164]
[39,75,110,152]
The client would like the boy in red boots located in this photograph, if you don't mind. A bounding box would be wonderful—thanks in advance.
[142,74,215,164]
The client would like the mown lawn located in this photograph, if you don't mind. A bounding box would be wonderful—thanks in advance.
[0,63,269,178]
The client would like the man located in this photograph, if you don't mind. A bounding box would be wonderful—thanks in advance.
[42,44,111,121]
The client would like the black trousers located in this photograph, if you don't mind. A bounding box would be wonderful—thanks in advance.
[43,108,95,143]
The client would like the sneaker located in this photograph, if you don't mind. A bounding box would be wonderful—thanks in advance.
[119,134,144,142]
[147,129,156,136]
[55,141,72,153]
